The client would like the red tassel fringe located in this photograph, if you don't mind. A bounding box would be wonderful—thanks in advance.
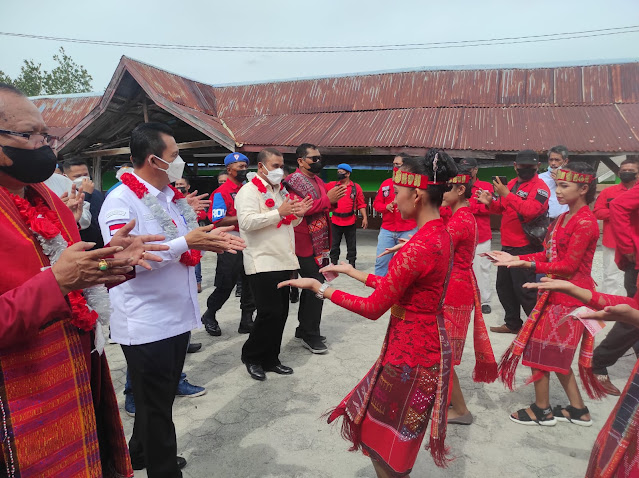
[524,370,547,386]
[579,364,608,400]
[323,406,362,452]
[473,361,498,383]
[498,345,521,391]
[426,435,452,468]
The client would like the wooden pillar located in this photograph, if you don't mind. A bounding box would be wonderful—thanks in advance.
[92,156,103,191]
[599,155,619,175]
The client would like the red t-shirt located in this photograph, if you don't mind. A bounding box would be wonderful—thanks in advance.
[469,179,494,244]
[488,174,550,248]
[610,181,639,269]
[593,182,634,249]
[285,170,332,257]
[372,178,417,232]
[326,180,366,227]
[208,179,243,232]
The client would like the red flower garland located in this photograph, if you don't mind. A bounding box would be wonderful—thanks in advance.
[250,176,298,228]
[120,173,202,267]
[5,189,98,332]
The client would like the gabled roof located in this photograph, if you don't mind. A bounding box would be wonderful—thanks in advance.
[34,57,639,155]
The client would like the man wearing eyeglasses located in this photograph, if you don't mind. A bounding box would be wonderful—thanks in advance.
[284,143,346,354]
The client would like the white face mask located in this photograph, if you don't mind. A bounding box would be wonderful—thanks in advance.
[72,175,90,186]
[261,163,284,185]
[153,155,185,183]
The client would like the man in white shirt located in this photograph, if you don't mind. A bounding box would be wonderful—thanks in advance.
[538,145,570,221]
[99,123,244,476]
[44,171,92,230]
[235,148,313,380]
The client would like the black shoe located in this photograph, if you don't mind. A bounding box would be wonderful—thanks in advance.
[202,311,221,336]
[290,288,299,303]
[295,329,326,343]
[481,304,492,314]
[187,342,202,353]
[265,364,294,375]
[349,261,356,269]
[238,310,255,334]
[235,289,242,298]
[132,456,187,471]
[301,336,328,354]
[245,363,266,381]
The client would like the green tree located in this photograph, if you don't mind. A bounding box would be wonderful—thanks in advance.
[1,47,93,96]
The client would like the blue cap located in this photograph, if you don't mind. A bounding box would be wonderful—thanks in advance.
[337,163,352,173]
[224,152,249,166]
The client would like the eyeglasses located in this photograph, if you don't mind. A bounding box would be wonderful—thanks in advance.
[305,155,322,162]
[0,129,59,148]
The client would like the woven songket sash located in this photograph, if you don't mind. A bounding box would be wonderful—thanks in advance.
[327,235,455,468]
[498,213,607,399]
[586,358,639,477]
[393,168,447,189]
[556,169,595,184]
[284,172,330,267]
[469,271,498,382]
[0,184,133,478]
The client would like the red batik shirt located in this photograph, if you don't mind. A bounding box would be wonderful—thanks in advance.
[469,179,493,244]
[372,178,417,232]
[593,182,633,249]
[326,180,366,227]
[520,205,599,307]
[331,218,452,368]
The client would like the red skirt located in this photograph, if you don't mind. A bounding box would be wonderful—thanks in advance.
[359,362,439,477]
[522,303,584,374]
[443,304,473,366]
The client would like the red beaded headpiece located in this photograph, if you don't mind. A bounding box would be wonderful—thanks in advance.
[393,168,447,189]
[556,169,595,184]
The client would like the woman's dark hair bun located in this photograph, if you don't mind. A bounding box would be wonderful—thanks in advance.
[423,148,458,183]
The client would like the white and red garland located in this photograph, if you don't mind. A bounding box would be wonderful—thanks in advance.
[250,175,298,227]
[120,173,201,266]
[4,188,111,353]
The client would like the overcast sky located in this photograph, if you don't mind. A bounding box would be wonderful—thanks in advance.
[1,0,638,93]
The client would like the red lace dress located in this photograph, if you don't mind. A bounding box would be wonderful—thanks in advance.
[442,207,477,364]
[518,205,600,373]
[328,219,454,476]
[584,292,639,478]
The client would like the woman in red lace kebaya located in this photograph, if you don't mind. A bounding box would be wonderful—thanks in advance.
[522,275,639,478]
[279,150,458,478]
[441,172,498,425]
[483,162,606,427]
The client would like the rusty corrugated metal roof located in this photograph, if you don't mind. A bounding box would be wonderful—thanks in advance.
[32,96,101,138]
[224,105,639,153]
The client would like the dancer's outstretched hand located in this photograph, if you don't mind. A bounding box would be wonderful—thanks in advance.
[377,237,408,258]
[523,277,574,293]
[581,305,639,328]
[277,277,322,293]
[320,262,354,276]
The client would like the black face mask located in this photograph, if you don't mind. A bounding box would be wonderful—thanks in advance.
[308,161,323,174]
[177,186,187,194]
[516,168,536,182]
[0,145,57,184]
[337,173,347,181]
[235,170,248,182]
[620,171,637,184]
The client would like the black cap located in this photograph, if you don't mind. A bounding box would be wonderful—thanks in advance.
[515,149,539,165]
[459,157,478,168]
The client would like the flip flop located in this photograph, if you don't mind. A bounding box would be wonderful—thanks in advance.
[448,411,473,425]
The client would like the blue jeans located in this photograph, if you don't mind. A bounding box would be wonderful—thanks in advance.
[195,262,202,283]
[374,227,418,276]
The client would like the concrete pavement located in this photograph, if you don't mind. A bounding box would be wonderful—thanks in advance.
[104,229,635,478]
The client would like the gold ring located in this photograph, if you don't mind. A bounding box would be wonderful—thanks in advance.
[98,259,109,271]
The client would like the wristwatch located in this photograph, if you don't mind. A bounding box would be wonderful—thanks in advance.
[530,260,536,272]
[315,282,330,300]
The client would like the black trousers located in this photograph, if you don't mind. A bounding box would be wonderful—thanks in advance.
[296,255,325,339]
[122,332,190,478]
[496,244,542,331]
[206,250,255,315]
[330,222,357,265]
[592,267,639,375]
[242,270,293,368]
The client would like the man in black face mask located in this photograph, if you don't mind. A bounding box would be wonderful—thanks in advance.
[202,152,256,336]
[476,149,550,334]
[283,143,345,354]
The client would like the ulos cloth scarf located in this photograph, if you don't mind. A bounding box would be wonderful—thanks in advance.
[498,219,606,399]
[284,172,330,267]
[0,184,132,478]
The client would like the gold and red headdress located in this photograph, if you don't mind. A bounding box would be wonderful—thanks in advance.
[556,169,595,184]
[448,174,471,184]
[393,168,447,189]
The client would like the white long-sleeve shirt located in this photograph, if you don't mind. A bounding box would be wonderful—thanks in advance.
[44,173,92,230]
[539,170,569,219]
[235,174,302,275]
[98,173,199,345]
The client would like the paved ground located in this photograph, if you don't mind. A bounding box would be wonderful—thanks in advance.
[104,229,636,478]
